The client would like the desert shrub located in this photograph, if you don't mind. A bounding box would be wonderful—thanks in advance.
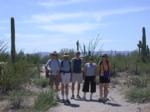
[127,75,150,88]
[126,87,150,103]
[0,60,33,92]
[34,89,57,111]
[8,90,25,109]
[33,77,48,88]
[110,55,128,72]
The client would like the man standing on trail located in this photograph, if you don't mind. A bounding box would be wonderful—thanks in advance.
[60,54,71,104]
[45,51,61,99]
[71,51,83,99]
[98,54,111,103]
[82,57,97,100]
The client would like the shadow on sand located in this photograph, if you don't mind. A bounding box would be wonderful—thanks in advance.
[64,103,80,108]
[105,102,122,107]
[58,99,80,108]
[74,98,122,107]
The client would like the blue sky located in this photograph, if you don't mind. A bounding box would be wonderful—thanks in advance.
[0,0,150,53]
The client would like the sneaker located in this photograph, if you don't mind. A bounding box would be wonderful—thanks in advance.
[103,98,109,103]
[77,95,81,99]
[66,99,71,104]
[98,97,104,102]
[62,99,66,103]
[71,95,75,99]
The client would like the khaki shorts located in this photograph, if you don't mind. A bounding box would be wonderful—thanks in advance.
[61,73,71,84]
[71,73,83,83]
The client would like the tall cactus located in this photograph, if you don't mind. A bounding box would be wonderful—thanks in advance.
[141,27,147,58]
[11,17,16,63]
[76,40,79,51]
[83,45,86,55]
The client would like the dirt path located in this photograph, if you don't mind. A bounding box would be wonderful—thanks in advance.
[48,72,150,112]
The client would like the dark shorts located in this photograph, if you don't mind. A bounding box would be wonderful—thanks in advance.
[82,76,96,93]
[99,76,110,83]
[49,75,60,84]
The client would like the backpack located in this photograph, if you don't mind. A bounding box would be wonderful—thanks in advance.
[61,60,71,72]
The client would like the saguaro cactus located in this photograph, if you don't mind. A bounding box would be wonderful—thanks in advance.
[76,40,79,51]
[137,40,142,55]
[83,45,86,55]
[11,17,16,63]
[141,27,147,58]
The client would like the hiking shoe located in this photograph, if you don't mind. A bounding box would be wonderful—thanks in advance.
[71,95,75,99]
[66,99,71,104]
[98,98,104,102]
[62,99,66,103]
[103,98,109,103]
[77,95,81,99]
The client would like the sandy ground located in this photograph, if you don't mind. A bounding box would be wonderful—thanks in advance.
[47,72,150,112]
[0,72,149,112]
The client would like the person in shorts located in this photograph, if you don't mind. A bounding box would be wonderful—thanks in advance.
[60,54,71,104]
[45,51,61,99]
[82,57,97,100]
[71,51,83,99]
[98,54,111,102]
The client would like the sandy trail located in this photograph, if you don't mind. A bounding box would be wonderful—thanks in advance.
[47,72,150,112]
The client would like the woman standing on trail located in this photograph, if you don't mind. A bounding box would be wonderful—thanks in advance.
[82,57,97,100]
[98,54,111,103]
[60,54,71,104]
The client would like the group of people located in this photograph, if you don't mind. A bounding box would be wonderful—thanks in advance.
[45,51,111,104]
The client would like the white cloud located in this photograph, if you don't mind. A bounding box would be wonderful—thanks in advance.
[38,23,97,33]
[21,6,150,34]
[37,0,85,7]
[23,6,150,24]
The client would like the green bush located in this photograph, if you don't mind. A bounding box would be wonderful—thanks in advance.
[33,78,48,88]
[0,60,33,92]
[34,90,57,111]
[126,87,150,103]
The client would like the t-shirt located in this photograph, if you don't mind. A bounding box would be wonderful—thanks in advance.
[60,60,71,73]
[72,58,82,73]
[46,59,60,75]
[85,63,97,76]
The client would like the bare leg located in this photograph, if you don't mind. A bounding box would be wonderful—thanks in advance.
[55,82,59,99]
[72,83,75,97]
[104,83,109,98]
[66,84,69,100]
[61,83,64,99]
[77,83,80,96]
[49,79,54,89]
[99,84,103,98]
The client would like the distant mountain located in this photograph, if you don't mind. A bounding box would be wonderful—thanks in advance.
[36,52,49,57]
[36,50,131,57]
[97,51,131,56]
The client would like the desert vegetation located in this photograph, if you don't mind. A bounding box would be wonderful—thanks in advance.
[0,17,150,112]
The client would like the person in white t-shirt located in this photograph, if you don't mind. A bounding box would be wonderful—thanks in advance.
[82,57,97,100]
